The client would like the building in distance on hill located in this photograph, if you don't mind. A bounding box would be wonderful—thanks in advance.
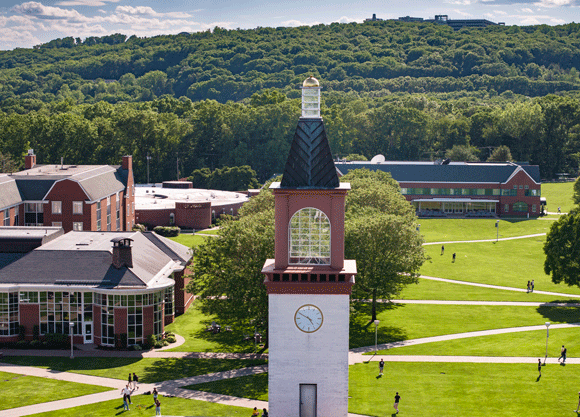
[365,13,505,29]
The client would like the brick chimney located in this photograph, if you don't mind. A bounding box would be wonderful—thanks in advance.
[111,237,133,269]
[25,149,36,169]
[122,155,132,171]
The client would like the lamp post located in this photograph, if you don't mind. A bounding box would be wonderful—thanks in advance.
[544,322,550,364]
[374,320,380,354]
[69,322,74,359]
[495,220,500,242]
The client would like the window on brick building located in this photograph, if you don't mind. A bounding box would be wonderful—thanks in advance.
[3,209,9,226]
[96,201,101,231]
[73,201,83,215]
[52,201,62,214]
[73,222,83,231]
[14,206,18,226]
[52,222,62,227]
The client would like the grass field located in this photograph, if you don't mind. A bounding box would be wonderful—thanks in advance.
[168,233,208,248]
[0,370,112,410]
[0,357,266,383]
[419,237,580,295]
[541,181,576,214]
[27,396,253,417]
[164,304,260,353]
[376,326,580,357]
[349,303,580,349]
[186,362,580,417]
[399,277,574,302]
[419,217,555,243]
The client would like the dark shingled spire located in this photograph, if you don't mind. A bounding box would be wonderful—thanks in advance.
[280,118,339,188]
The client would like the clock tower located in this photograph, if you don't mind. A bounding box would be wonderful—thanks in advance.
[262,76,357,417]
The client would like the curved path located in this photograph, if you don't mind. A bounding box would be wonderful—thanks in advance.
[423,232,546,246]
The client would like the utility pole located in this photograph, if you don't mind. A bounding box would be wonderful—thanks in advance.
[146,152,151,185]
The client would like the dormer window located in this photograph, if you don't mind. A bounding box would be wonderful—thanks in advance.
[289,207,330,265]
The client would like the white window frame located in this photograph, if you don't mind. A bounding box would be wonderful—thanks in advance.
[52,201,62,214]
[73,222,83,231]
[73,201,83,215]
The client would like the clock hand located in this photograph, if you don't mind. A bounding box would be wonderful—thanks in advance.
[298,312,314,324]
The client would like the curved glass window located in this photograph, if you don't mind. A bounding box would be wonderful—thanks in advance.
[289,207,331,265]
[513,202,528,212]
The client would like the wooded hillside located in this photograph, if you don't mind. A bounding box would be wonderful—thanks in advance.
[1,21,580,182]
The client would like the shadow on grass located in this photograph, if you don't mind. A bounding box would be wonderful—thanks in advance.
[184,371,268,401]
[139,358,267,383]
[536,304,580,323]
[190,324,259,353]
[349,303,408,349]
[1,356,142,373]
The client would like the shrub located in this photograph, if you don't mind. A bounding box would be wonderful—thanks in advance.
[154,341,164,348]
[166,335,176,344]
[146,334,157,349]
[45,333,68,348]
[18,325,26,341]
[165,331,175,338]
[132,223,146,232]
[162,340,169,346]
[33,325,39,340]
[153,226,181,237]
[16,340,28,348]
[30,340,41,348]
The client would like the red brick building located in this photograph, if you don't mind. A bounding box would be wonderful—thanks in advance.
[335,161,542,217]
[0,229,193,347]
[0,150,135,232]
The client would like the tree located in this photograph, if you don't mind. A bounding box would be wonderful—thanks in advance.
[574,176,580,206]
[344,153,367,161]
[187,208,274,336]
[544,212,580,287]
[445,145,480,162]
[487,145,514,162]
[343,169,425,321]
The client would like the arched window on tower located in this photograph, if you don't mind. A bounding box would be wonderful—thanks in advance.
[289,207,331,265]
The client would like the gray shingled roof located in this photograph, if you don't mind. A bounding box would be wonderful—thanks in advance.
[0,231,192,288]
[0,175,22,208]
[334,162,541,184]
[9,165,128,203]
[142,232,192,266]
[281,119,339,188]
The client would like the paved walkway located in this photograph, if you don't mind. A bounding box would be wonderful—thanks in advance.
[423,233,546,246]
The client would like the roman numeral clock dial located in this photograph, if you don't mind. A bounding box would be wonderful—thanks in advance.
[294,304,323,333]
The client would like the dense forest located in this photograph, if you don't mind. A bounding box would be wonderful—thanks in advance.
[1,21,580,182]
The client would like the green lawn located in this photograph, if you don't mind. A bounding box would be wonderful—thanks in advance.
[186,362,580,417]
[164,304,261,353]
[541,181,576,214]
[27,396,253,417]
[1,357,266,383]
[419,237,580,295]
[0,370,112,410]
[350,303,580,349]
[399,277,572,302]
[377,326,580,357]
[195,228,220,235]
[349,362,580,417]
[186,372,269,401]
[419,217,555,243]
[168,233,208,248]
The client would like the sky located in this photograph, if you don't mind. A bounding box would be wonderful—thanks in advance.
[0,0,580,50]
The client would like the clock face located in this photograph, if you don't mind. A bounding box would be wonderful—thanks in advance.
[294,304,323,333]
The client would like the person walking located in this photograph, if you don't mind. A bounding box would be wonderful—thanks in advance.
[558,206,561,214]
[531,280,534,292]
[132,372,139,389]
[393,392,401,414]
[559,345,567,363]
[575,391,580,413]
[379,358,384,376]
[155,398,161,416]
[538,358,542,377]
[452,253,456,263]
[441,245,444,255]
[526,281,530,293]
[153,387,158,404]
[121,385,132,410]
[128,373,132,390]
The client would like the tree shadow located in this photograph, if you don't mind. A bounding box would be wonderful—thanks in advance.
[536,303,580,323]
[0,356,142,373]
[349,303,407,349]
[190,316,265,353]
[183,371,269,401]
[137,357,267,383]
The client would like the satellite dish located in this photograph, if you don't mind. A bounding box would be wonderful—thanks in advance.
[370,154,385,164]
